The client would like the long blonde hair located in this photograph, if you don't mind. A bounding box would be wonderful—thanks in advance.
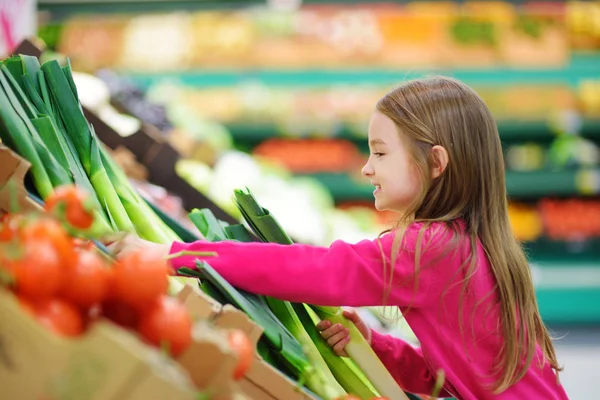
[376,76,561,393]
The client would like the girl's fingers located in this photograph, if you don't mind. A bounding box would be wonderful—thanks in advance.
[332,336,350,357]
[316,320,331,331]
[320,323,344,340]
[342,308,359,322]
[326,329,349,348]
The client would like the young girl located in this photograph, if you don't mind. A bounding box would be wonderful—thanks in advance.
[106,77,568,399]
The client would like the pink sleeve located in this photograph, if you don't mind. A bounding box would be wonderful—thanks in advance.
[371,330,454,397]
[169,222,454,308]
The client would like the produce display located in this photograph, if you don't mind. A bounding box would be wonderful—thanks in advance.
[180,192,417,400]
[2,0,598,395]
[54,2,600,72]
[0,188,188,350]
[0,54,178,244]
[0,49,422,399]
[0,186,256,399]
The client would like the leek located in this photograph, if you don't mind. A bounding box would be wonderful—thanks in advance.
[188,208,228,242]
[224,223,258,242]
[195,260,313,381]
[299,304,380,399]
[233,189,355,399]
[311,306,408,400]
[267,298,346,399]
[0,68,53,198]
[187,209,315,385]
[41,60,135,232]
[88,138,135,232]
[99,144,180,243]
[233,188,409,399]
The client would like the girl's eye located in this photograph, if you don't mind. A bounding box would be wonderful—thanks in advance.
[373,152,385,157]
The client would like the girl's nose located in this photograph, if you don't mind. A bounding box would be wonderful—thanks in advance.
[361,159,374,177]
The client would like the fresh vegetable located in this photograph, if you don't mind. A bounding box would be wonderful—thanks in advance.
[60,249,111,308]
[34,297,84,337]
[234,188,401,399]
[311,305,407,400]
[45,185,95,229]
[139,295,192,357]
[186,213,313,383]
[0,205,193,358]
[227,329,255,380]
[112,248,170,309]
[14,239,63,300]
[21,217,75,268]
[1,54,179,243]
[101,298,140,329]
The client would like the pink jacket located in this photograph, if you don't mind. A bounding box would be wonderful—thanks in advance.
[169,222,568,400]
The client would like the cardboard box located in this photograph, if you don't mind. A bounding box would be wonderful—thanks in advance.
[178,286,317,400]
[0,289,197,400]
[0,144,43,215]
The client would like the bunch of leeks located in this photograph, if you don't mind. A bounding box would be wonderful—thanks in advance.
[232,189,407,400]
[182,209,323,398]
[184,190,409,399]
[0,54,177,243]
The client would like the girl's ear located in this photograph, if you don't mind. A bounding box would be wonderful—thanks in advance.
[431,145,449,179]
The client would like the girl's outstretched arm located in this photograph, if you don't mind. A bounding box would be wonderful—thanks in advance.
[170,223,452,308]
[370,330,454,397]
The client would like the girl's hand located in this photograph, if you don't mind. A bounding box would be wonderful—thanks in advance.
[316,308,371,357]
[103,233,170,259]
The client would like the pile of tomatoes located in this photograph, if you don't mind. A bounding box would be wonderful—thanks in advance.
[0,186,188,358]
[0,185,256,383]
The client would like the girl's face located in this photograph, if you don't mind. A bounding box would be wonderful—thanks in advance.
[361,111,422,214]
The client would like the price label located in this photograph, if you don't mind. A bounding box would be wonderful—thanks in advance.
[0,0,36,57]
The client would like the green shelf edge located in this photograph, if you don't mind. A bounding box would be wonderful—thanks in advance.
[38,0,587,18]
[123,53,600,89]
[302,169,600,202]
[537,288,600,324]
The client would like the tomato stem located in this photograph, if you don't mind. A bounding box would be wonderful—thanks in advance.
[165,251,218,260]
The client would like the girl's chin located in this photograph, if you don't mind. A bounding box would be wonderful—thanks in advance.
[374,199,387,212]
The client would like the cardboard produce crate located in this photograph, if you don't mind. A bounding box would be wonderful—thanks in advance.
[178,285,318,400]
[0,144,43,215]
[0,289,198,400]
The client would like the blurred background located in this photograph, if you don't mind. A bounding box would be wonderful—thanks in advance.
[4,0,600,397]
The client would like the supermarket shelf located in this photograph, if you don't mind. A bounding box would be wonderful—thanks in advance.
[533,260,600,324]
[537,287,600,325]
[305,169,600,202]
[227,119,600,146]
[38,0,566,17]
[124,54,600,89]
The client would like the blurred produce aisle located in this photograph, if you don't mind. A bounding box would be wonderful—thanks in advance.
[34,0,600,325]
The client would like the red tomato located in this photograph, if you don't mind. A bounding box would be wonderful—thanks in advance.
[60,250,112,308]
[21,217,75,268]
[45,185,94,229]
[112,249,169,308]
[34,298,84,337]
[138,296,192,357]
[14,239,63,300]
[228,329,254,380]
[101,299,140,329]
